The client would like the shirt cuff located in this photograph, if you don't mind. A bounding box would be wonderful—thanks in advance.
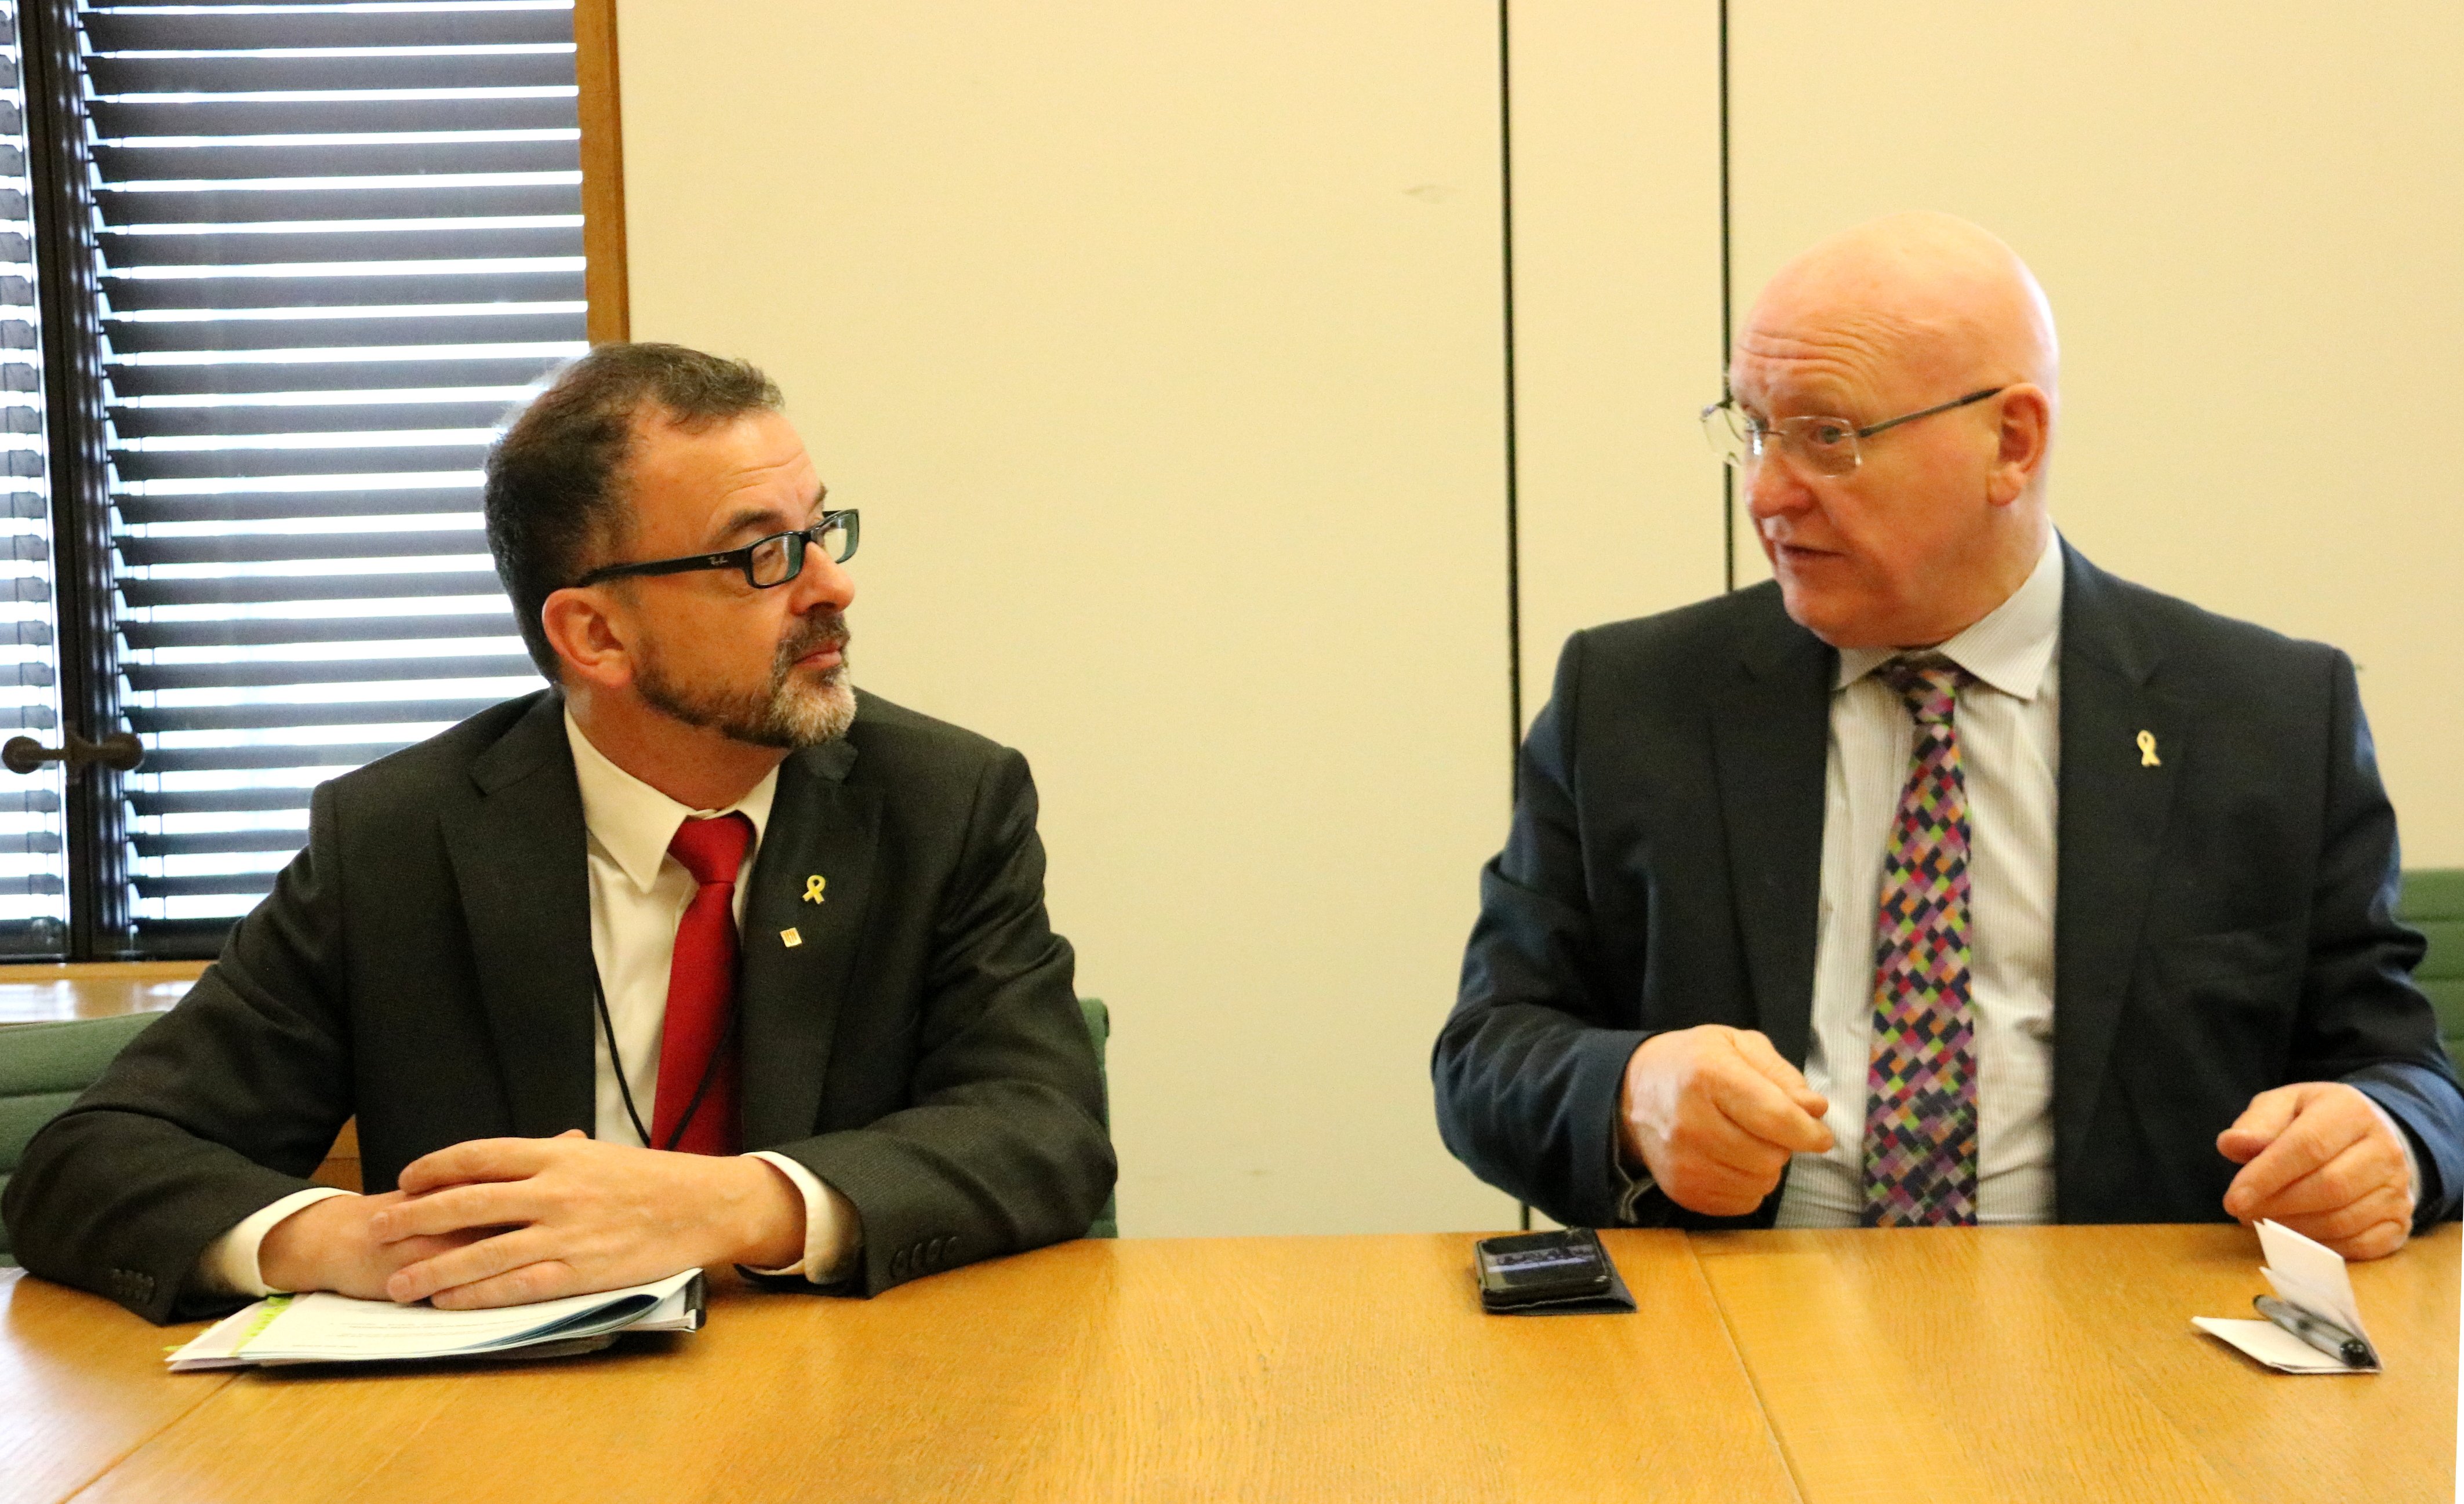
[194,1186,357,1298]
[745,1150,862,1284]
[1608,1117,1653,1224]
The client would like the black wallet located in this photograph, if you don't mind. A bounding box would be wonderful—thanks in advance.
[1473,1228,1637,1315]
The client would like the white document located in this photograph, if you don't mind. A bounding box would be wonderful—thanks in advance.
[168,1269,703,1371]
[2193,1220,2382,1375]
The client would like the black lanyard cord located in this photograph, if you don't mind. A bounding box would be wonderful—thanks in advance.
[590,962,742,1153]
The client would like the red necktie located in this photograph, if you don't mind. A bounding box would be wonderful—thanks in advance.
[652,812,754,1155]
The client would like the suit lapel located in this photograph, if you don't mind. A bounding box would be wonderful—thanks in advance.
[443,693,597,1138]
[736,736,880,1149]
[1711,598,1836,1066]
[2052,545,2190,1191]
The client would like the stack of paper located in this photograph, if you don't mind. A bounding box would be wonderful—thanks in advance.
[168,1269,704,1371]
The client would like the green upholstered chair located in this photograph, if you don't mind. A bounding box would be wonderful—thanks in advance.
[0,1012,158,1267]
[2400,869,2464,1076]
[1080,996,1118,1239]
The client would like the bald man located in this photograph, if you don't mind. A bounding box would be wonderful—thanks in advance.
[1434,213,2462,1258]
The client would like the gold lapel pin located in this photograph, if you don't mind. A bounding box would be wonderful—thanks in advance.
[2136,730,2161,768]
[780,927,804,948]
[802,875,827,904]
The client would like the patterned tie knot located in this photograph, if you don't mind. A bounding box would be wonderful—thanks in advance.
[668,812,753,889]
[1878,654,1974,728]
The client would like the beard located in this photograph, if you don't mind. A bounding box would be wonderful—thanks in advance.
[633,607,858,749]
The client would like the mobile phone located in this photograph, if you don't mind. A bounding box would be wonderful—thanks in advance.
[1473,1227,1615,1312]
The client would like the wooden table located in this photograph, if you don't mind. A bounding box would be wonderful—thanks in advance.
[0,963,202,1027]
[1697,1222,2457,1504]
[2,1226,2452,1503]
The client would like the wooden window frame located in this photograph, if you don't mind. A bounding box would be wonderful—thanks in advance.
[576,0,630,345]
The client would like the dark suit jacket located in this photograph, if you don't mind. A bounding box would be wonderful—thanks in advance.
[3,689,1115,1323]
[1435,544,2464,1233]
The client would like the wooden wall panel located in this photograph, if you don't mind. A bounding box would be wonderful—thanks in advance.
[1507,2,1727,727]
[615,2,1516,1235]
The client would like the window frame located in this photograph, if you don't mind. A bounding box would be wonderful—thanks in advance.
[1,0,628,964]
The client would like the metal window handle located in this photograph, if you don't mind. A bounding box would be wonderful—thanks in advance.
[2,729,143,775]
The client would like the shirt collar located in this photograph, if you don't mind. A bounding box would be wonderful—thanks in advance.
[1834,532,2065,701]
[564,707,779,896]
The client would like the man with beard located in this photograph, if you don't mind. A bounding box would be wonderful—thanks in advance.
[3,344,1115,1322]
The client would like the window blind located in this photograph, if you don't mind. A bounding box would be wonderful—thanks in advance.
[0,0,67,952]
[85,0,584,948]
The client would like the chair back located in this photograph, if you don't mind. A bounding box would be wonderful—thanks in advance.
[1080,996,1118,1239]
[0,1012,158,1265]
[2400,869,2464,1076]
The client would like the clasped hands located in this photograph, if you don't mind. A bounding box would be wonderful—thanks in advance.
[1618,1025,2415,1259]
[257,1130,808,1309]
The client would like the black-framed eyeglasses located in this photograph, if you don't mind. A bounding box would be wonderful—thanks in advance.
[1700,387,2005,477]
[573,509,860,590]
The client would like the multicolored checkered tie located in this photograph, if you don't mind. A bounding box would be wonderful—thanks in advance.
[1862,654,1980,1227]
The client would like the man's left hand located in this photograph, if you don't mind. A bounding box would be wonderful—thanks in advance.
[2217,1083,2414,1261]
[367,1130,807,1308]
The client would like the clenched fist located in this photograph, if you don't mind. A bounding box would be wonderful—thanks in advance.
[1618,1025,1834,1217]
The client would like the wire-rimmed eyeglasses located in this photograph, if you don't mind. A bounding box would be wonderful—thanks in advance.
[573,509,860,591]
[1700,388,2005,476]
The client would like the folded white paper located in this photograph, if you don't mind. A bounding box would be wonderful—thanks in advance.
[168,1269,704,1371]
[2192,1220,2381,1375]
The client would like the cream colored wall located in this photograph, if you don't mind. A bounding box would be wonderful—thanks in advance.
[610,3,2458,1237]
[1725,2,2464,862]
[616,3,1517,1235]
[1507,3,1726,724]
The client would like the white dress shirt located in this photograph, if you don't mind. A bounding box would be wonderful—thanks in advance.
[1775,536,2067,1226]
[197,711,859,1295]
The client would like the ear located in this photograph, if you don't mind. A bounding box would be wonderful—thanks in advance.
[539,585,636,691]
[1986,385,2052,507]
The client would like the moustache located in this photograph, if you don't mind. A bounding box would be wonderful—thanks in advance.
[777,610,850,669]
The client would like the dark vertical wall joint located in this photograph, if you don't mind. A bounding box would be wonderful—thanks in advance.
[1718,0,1736,594]
[1498,0,1524,800]
[1499,0,1532,1236]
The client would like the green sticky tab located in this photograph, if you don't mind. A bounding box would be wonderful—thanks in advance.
[235,1294,292,1352]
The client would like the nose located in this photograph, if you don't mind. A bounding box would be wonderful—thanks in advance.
[787,540,856,615]
[1742,451,1816,528]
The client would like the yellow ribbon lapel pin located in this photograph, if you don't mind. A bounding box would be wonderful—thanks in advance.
[2136,730,2161,768]
[803,875,827,904]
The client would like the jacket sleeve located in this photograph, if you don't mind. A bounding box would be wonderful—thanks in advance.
[2299,650,2464,1229]
[1,782,355,1323]
[766,748,1115,1294]
[1432,631,1648,1228]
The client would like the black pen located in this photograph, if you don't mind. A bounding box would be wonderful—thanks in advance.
[2252,1295,2375,1368]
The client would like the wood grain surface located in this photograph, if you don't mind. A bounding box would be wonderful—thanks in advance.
[0,963,201,1026]
[17,1225,2451,1502]
[71,1232,1797,1504]
[0,1268,232,1504]
[1692,1222,2458,1504]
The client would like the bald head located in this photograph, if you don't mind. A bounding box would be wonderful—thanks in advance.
[1747,212,2059,415]
[1731,213,2062,649]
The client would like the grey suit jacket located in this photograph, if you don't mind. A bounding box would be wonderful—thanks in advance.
[1436,544,2464,1232]
[3,689,1115,1323]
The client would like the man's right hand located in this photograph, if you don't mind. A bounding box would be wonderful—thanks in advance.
[256,1190,492,1300]
[1618,1025,1834,1217]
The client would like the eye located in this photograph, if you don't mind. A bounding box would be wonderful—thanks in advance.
[1808,420,1852,447]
